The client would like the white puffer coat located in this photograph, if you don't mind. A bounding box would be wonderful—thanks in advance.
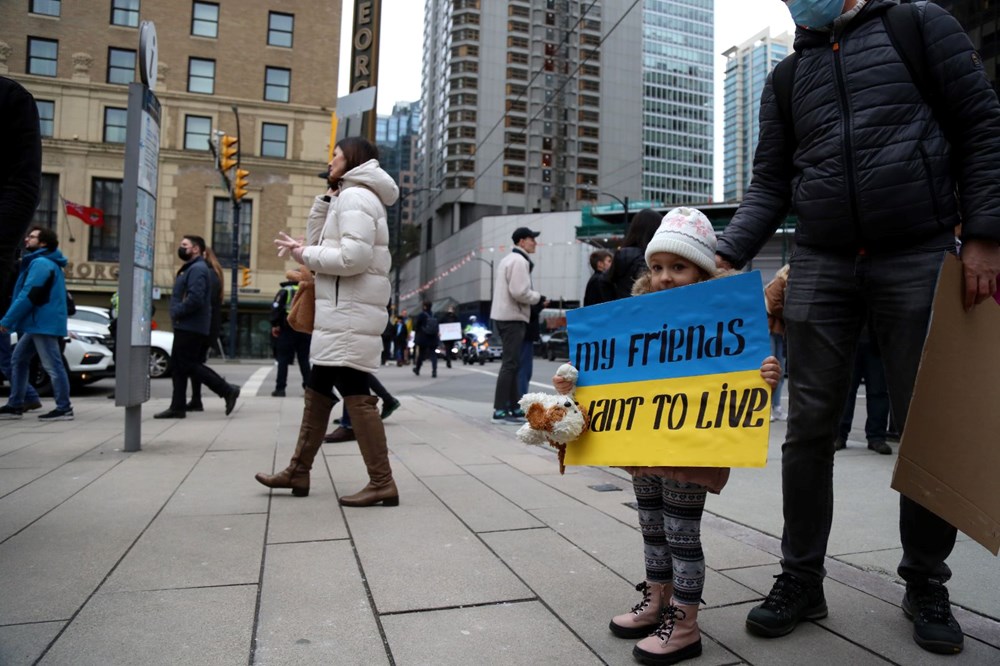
[300,159,399,372]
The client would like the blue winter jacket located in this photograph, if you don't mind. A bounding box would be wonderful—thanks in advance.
[1,247,69,336]
[718,0,1000,267]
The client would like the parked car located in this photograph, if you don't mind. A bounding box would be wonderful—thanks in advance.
[6,327,115,395]
[544,329,570,361]
[71,305,174,378]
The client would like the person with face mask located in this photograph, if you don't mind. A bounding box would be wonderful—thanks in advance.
[154,234,240,419]
[719,0,1000,654]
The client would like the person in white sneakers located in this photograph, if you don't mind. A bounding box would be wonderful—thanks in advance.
[0,227,74,421]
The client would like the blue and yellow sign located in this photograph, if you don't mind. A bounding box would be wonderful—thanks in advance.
[564,271,771,468]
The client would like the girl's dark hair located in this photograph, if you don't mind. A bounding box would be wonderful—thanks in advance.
[621,208,662,250]
[336,137,379,175]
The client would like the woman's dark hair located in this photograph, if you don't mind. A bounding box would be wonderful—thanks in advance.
[336,137,379,175]
[621,209,662,250]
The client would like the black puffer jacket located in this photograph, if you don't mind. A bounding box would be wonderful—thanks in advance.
[719,0,1000,267]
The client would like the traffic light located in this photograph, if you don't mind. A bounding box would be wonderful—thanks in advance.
[233,168,250,201]
[219,134,239,172]
[240,266,251,287]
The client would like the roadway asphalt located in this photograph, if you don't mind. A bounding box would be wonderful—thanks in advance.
[0,359,997,665]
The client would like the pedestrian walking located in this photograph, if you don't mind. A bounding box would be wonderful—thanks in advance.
[323,374,401,443]
[0,227,74,420]
[716,0,1000,653]
[412,301,439,377]
[154,235,240,419]
[489,226,545,423]
[187,246,226,411]
[269,268,311,397]
[554,208,780,665]
[256,136,400,507]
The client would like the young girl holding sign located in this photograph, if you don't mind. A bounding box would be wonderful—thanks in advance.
[554,207,780,665]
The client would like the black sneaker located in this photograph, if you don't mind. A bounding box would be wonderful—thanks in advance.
[38,408,74,421]
[381,399,401,420]
[271,389,286,397]
[0,404,24,420]
[224,384,240,416]
[185,401,204,412]
[491,409,509,423]
[746,573,827,638]
[867,439,892,455]
[902,581,963,654]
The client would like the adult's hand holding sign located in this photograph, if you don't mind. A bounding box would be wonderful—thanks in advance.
[564,271,772,468]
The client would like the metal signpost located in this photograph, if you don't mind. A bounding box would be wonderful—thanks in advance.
[116,21,160,452]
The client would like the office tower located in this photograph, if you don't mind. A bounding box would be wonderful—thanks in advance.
[721,28,792,202]
[640,0,715,205]
[376,101,421,226]
[416,0,649,249]
[1,0,340,356]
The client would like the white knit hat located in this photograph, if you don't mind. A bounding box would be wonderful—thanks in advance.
[643,206,717,274]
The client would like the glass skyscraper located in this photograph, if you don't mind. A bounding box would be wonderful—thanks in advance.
[721,28,792,202]
[641,0,715,205]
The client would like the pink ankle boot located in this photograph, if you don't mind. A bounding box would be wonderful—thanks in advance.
[610,580,673,638]
[633,599,702,665]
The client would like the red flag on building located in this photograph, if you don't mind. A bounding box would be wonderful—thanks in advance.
[63,198,105,227]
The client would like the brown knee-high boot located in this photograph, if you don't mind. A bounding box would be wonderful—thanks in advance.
[254,388,336,497]
[338,395,399,507]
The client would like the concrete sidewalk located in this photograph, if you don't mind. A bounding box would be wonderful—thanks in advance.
[0,366,998,665]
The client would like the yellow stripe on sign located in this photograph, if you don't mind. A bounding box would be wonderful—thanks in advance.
[565,369,771,468]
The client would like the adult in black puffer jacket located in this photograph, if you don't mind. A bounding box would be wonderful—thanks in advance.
[718,0,1000,656]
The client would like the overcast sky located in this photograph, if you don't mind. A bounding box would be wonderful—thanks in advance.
[338,0,796,200]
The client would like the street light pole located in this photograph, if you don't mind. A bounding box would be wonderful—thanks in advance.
[473,256,494,320]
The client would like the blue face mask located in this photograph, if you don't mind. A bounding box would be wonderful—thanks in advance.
[785,0,845,29]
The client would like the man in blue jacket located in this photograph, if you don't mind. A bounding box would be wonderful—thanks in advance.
[154,235,239,419]
[0,227,73,420]
[717,0,1000,655]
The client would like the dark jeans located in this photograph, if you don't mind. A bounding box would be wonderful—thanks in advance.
[493,320,526,411]
[414,342,437,374]
[781,245,956,586]
[837,338,890,442]
[171,329,231,411]
[274,330,311,390]
[517,340,533,397]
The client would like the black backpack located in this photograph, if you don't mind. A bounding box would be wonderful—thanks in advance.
[421,313,440,337]
[772,1,947,153]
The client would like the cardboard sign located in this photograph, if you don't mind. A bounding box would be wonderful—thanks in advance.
[563,272,772,468]
[440,322,462,341]
[891,255,1000,555]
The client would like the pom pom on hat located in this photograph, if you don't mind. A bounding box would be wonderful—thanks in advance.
[644,207,717,274]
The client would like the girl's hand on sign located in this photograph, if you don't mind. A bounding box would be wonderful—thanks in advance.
[759,355,781,388]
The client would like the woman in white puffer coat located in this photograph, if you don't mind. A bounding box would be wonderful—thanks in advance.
[256,137,400,506]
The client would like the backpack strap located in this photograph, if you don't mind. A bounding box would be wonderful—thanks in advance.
[882,1,950,138]
[771,51,800,156]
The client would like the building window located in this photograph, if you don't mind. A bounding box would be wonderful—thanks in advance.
[212,197,252,268]
[187,58,215,93]
[89,178,123,262]
[191,1,219,37]
[184,115,212,151]
[268,12,293,47]
[30,0,60,16]
[104,107,128,143]
[33,174,59,229]
[264,67,290,102]
[107,48,136,85]
[260,123,287,158]
[36,99,54,137]
[27,38,58,77]
[111,0,140,27]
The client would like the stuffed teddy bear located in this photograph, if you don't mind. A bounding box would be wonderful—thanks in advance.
[516,364,589,473]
